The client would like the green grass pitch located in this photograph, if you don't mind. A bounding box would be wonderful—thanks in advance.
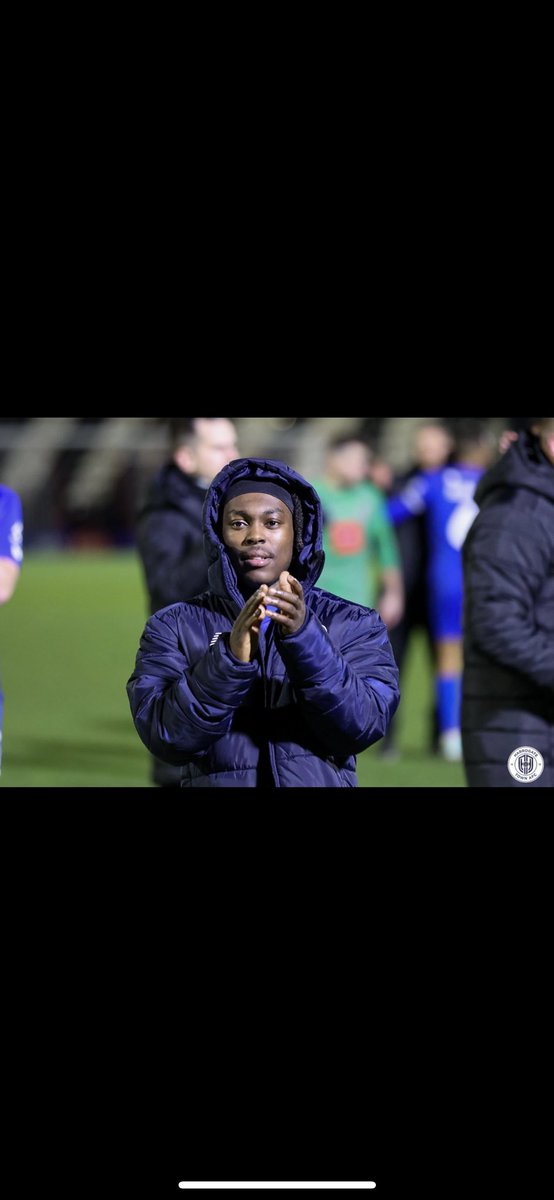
[0,554,467,789]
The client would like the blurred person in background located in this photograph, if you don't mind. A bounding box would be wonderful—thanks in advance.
[389,420,493,763]
[0,484,23,775]
[137,418,239,614]
[462,417,554,787]
[136,416,238,786]
[314,436,404,631]
[127,458,400,788]
[380,421,454,760]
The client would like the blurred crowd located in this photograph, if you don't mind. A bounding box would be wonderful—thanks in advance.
[0,415,519,549]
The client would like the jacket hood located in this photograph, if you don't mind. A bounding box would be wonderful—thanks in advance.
[475,432,554,510]
[203,458,326,608]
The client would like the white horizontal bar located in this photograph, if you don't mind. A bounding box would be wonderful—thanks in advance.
[178,1187,377,1192]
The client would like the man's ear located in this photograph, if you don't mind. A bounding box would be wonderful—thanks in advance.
[174,446,196,474]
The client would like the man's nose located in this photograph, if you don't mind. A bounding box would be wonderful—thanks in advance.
[244,525,266,543]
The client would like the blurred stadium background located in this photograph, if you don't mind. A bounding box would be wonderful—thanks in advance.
[0,416,510,789]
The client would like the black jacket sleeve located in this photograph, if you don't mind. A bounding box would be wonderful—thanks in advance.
[464,510,554,691]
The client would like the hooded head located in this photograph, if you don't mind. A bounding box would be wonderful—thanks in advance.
[475,421,554,510]
[203,458,325,608]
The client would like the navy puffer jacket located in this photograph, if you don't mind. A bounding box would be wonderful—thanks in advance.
[462,434,554,788]
[127,459,400,788]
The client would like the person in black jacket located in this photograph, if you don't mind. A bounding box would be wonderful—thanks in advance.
[136,416,238,786]
[462,417,554,788]
[137,418,238,614]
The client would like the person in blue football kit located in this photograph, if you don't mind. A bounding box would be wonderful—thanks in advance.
[0,485,23,773]
[389,421,493,762]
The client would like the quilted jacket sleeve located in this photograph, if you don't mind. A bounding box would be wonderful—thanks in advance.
[127,608,258,763]
[463,509,554,691]
[278,606,400,756]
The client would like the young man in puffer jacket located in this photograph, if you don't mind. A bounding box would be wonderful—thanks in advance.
[127,458,400,788]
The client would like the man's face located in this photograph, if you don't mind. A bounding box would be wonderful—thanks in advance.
[415,426,453,471]
[329,442,370,487]
[176,418,238,485]
[222,492,295,591]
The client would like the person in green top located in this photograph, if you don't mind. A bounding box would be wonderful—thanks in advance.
[314,435,404,629]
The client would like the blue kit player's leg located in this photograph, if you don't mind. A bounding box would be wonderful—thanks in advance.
[428,575,464,762]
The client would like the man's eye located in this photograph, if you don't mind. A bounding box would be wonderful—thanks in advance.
[267,520,280,528]
[231,521,247,529]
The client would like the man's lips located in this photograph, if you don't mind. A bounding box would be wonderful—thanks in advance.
[240,553,273,567]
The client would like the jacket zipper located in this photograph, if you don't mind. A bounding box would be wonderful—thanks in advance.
[260,628,280,787]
